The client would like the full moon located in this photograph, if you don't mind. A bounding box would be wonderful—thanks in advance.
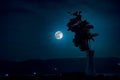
[55,31,63,39]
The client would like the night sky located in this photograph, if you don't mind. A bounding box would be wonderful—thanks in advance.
[0,0,120,61]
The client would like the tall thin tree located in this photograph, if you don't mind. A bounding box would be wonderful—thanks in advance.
[67,11,98,76]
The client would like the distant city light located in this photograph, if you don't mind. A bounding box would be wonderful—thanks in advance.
[54,67,58,71]
[118,63,120,66]
[5,74,9,77]
[33,72,37,75]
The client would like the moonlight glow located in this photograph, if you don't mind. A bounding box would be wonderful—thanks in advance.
[55,31,63,39]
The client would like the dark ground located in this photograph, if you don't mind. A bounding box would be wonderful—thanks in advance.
[0,57,120,80]
[0,72,120,80]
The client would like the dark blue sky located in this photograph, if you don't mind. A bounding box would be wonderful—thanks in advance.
[0,0,120,61]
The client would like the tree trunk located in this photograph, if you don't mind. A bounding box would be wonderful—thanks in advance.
[85,50,96,76]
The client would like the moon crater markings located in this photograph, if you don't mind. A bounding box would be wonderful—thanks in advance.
[55,31,63,39]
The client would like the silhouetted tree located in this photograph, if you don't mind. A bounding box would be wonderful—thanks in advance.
[67,11,98,76]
